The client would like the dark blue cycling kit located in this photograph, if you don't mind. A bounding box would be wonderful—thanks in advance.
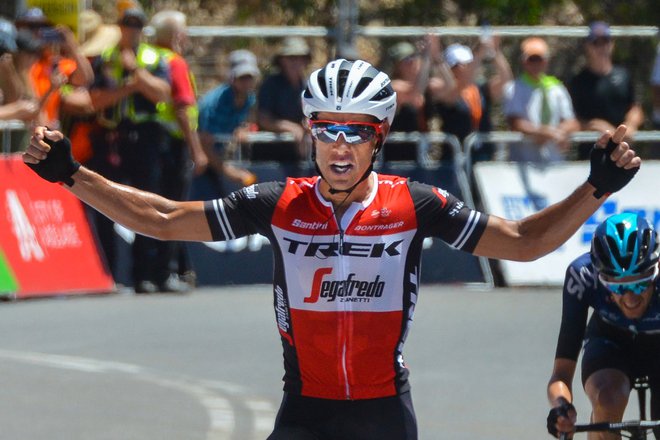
[555,252,660,418]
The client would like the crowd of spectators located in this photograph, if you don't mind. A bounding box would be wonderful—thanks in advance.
[1,5,659,291]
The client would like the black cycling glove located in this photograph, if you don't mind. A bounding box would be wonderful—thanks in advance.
[26,134,81,187]
[546,401,576,438]
[587,139,639,199]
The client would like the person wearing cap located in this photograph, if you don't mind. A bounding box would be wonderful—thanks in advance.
[15,7,94,129]
[254,36,311,161]
[503,37,579,163]
[0,22,40,152]
[569,21,644,160]
[428,36,512,163]
[195,49,259,198]
[385,40,431,161]
[89,5,173,293]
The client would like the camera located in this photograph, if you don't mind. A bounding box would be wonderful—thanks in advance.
[38,27,63,43]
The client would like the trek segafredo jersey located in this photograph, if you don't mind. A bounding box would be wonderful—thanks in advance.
[204,173,488,400]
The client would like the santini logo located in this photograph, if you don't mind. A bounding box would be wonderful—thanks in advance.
[292,219,328,230]
[304,268,385,303]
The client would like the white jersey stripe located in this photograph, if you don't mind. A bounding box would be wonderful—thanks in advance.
[213,199,236,240]
[451,210,480,249]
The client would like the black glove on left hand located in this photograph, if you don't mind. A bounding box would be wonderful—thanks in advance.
[587,139,639,199]
[26,135,80,187]
[547,401,576,438]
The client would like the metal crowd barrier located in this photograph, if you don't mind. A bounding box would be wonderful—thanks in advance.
[463,130,660,179]
[0,120,26,155]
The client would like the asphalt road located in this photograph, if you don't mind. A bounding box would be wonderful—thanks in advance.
[0,285,636,440]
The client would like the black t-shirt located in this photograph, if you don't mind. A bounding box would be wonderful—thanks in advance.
[568,66,636,126]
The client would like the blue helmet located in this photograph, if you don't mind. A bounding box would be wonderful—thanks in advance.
[591,213,659,278]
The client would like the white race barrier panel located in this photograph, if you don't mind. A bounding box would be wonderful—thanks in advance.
[473,160,660,286]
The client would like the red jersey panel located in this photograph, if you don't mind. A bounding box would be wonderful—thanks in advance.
[204,173,488,400]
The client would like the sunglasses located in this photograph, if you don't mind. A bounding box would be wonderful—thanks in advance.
[309,120,383,145]
[599,266,658,296]
[589,37,612,46]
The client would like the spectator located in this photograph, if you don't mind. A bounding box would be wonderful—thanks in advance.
[15,7,93,129]
[89,6,175,293]
[428,37,513,163]
[150,10,209,290]
[0,25,41,154]
[255,36,311,161]
[195,49,259,198]
[384,40,430,161]
[569,21,645,160]
[60,10,121,165]
[150,10,208,173]
[653,40,660,131]
[0,18,38,124]
[503,37,579,163]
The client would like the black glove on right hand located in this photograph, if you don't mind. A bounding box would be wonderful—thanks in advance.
[25,134,80,187]
[547,401,576,438]
[587,139,639,199]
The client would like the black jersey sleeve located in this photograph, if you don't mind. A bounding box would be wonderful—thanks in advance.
[408,180,488,253]
[204,181,284,241]
[554,253,593,360]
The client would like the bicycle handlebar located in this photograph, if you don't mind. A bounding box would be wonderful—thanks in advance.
[558,420,660,439]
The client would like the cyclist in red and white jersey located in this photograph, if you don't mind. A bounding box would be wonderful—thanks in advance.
[24,58,640,440]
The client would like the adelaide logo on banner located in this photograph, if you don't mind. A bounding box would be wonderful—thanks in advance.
[0,155,114,298]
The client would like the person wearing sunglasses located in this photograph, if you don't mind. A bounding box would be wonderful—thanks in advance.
[569,21,645,161]
[23,58,642,440]
[547,213,660,439]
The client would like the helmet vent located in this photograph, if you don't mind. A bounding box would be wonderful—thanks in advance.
[337,68,349,99]
[317,68,328,98]
[370,83,394,102]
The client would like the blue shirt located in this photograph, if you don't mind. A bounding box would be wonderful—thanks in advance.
[198,84,255,135]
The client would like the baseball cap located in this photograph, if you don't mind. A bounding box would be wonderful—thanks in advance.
[229,49,260,79]
[118,8,147,27]
[587,21,611,42]
[276,37,311,58]
[388,41,417,62]
[444,44,474,67]
[15,7,51,27]
[0,18,17,53]
[520,37,549,61]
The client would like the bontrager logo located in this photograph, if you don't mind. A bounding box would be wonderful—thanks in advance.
[283,237,402,258]
[304,268,385,303]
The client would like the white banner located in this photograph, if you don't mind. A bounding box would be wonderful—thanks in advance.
[473,161,660,286]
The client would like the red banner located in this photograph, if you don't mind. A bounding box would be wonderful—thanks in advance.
[0,155,114,298]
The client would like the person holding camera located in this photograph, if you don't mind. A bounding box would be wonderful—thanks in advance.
[14,7,93,128]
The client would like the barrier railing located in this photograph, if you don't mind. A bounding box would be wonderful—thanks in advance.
[463,130,660,179]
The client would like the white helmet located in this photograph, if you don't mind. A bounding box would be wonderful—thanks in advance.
[301,59,397,126]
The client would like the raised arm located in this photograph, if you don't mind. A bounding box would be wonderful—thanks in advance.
[473,125,640,261]
[23,127,213,242]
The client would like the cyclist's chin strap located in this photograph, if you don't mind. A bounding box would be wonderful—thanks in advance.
[311,139,381,195]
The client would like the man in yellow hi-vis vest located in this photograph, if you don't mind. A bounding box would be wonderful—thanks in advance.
[89,6,176,294]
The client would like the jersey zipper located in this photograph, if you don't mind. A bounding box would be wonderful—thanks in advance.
[338,226,351,400]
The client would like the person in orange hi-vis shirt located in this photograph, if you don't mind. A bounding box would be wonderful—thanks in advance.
[15,7,93,128]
